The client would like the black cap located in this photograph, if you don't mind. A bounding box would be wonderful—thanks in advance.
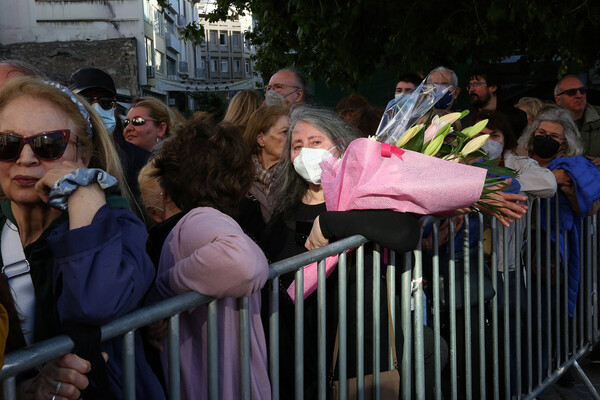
[69,67,116,96]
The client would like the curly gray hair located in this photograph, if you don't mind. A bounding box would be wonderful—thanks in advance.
[517,105,583,157]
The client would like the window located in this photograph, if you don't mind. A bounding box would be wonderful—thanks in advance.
[231,34,240,47]
[233,60,240,73]
[155,50,165,73]
[210,59,217,73]
[245,60,250,74]
[154,9,164,36]
[145,37,154,66]
[210,31,217,45]
[219,33,227,46]
[221,59,229,73]
[143,0,152,23]
[243,33,250,48]
[167,21,175,35]
[167,58,177,76]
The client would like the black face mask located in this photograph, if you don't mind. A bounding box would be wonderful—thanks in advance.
[533,135,561,159]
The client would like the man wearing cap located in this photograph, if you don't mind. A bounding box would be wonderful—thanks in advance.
[69,67,152,216]
[555,75,600,163]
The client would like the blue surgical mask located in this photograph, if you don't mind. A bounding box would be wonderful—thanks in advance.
[92,103,116,134]
[434,91,454,110]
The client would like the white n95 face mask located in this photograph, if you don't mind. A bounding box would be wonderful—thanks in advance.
[293,147,334,185]
[265,90,286,106]
[481,139,503,160]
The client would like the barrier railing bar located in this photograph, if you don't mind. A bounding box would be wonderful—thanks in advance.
[401,250,412,400]
[431,222,442,400]
[490,218,499,400]
[168,314,180,400]
[317,258,327,400]
[294,265,304,400]
[123,330,136,400]
[356,245,365,400]
[373,244,382,400]
[338,251,348,400]
[207,300,218,400]
[502,224,511,398]
[463,215,472,400]
[239,297,251,400]
[448,218,457,400]
[269,276,280,400]
[477,213,486,400]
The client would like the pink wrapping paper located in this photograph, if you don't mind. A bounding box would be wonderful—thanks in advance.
[287,255,339,301]
[321,138,486,215]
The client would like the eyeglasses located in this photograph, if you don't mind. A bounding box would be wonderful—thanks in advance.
[535,128,565,143]
[466,81,487,90]
[124,116,159,127]
[83,96,115,111]
[556,87,586,97]
[266,83,300,92]
[0,130,71,161]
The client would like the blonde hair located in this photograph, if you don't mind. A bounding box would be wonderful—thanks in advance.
[243,104,290,155]
[515,97,545,121]
[137,160,162,211]
[130,97,174,137]
[0,76,127,197]
[223,90,262,130]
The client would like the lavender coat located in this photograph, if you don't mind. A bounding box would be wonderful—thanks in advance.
[152,207,271,400]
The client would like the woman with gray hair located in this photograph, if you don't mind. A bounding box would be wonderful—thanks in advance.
[261,106,444,399]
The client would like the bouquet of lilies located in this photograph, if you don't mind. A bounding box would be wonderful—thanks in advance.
[372,76,517,212]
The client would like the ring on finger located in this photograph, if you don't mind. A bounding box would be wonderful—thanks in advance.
[55,380,62,394]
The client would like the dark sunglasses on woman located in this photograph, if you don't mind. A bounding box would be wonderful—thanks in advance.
[0,130,71,161]
[124,116,159,127]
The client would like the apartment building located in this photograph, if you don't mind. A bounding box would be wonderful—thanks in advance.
[0,0,258,110]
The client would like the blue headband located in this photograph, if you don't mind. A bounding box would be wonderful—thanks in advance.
[45,81,94,138]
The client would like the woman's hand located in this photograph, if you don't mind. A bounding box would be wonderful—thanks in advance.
[478,179,528,227]
[34,161,86,205]
[35,162,107,229]
[144,320,168,352]
[18,353,91,400]
[305,216,329,251]
[422,216,464,251]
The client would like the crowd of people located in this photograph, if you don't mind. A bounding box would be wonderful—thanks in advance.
[0,58,599,400]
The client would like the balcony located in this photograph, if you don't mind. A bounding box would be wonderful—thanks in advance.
[166,33,181,53]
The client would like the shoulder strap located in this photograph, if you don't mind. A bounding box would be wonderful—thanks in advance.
[2,221,36,345]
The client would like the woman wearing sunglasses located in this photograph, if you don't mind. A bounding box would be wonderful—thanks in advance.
[0,77,165,400]
[124,97,173,153]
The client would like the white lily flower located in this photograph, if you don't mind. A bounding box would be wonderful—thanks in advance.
[423,115,447,143]
[437,112,462,126]
[462,119,489,138]
[395,124,423,147]
[461,134,490,156]
[423,134,445,156]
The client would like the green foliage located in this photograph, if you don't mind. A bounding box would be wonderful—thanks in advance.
[156,0,169,13]
[208,0,600,89]
[180,22,205,46]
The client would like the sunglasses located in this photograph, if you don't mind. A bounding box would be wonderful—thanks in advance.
[124,116,159,127]
[0,130,71,161]
[557,87,586,97]
[83,96,115,111]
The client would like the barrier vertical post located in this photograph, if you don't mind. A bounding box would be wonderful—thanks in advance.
[168,314,181,400]
[207,300,219,400]
[318,259,327,400]
[122,330,135,400]
[294,266,304,400]
[373,245,382,400]
[239,297,251,400]
[269,276,280,400]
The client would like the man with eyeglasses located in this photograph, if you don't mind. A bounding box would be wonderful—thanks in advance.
[265,68,305,106]
[554,75,600,160]
[69,67,151,217]
[466,68,527,138]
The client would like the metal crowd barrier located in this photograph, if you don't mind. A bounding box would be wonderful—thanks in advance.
[1,194,600,400]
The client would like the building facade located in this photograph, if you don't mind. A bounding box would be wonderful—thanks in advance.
[0,0,259,110]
